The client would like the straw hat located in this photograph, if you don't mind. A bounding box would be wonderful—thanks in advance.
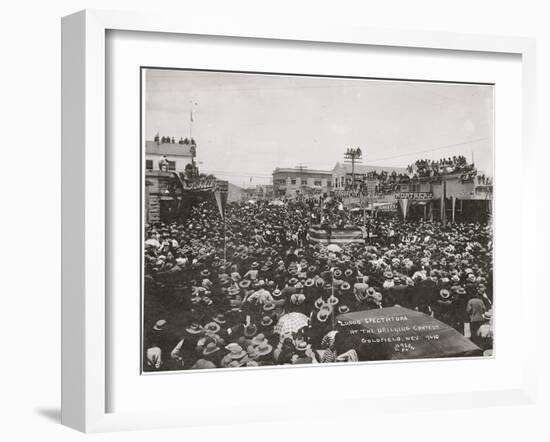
[317,306,332,322]
[338,305,350,314]
[225,343,247,359]
[185,323,203,335]
[260,316,273,327]
[202,342,220,356]
[152,319,167,331]
[204,322,221,334]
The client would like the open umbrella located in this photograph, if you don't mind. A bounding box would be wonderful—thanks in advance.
[336,306,481,361]
[274,312,309,338]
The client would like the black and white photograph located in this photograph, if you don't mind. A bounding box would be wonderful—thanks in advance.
[142,68,494,372]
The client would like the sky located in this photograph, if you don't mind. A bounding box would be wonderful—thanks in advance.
[145,69,494,187]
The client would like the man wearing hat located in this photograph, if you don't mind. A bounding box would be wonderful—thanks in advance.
[245,280,273,306]
[220,343,249,368]
[466,293,486,345]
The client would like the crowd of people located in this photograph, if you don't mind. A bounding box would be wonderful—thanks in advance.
[143,198,493,371]
[408,155,475,179]
[154,133,196,146]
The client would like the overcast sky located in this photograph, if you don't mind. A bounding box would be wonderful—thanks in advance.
[145,69,494,187]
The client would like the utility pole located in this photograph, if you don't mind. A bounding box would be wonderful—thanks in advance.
[344,147,363,189]
[295,163,308,199]
[440,165,451,227]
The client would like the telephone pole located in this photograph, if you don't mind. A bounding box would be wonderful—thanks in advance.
[344,147,363,189]
[296,163,308,198]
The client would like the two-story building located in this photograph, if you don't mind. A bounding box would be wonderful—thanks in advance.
[272,167,332,198]
[145,138,195,172]
[397,172,492,222]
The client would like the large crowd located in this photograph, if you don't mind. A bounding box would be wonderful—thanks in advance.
[143,198,493,371]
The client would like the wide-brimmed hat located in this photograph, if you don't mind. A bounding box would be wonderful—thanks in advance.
[288,278,298,286]
[338,305,350,314]
[317,306,332,322]
[255,342,273,356]
[340,282,351,291]
[295,341,309,352]
[202,342,220,356]
[213,314,227,325]
[315,278,325,288]
[251,333,268,347]
[263,301,276,312]
[200,269,210,277]
[327,294,339,306]
[251,262,259,269]
[225,343,247,359]
[185,323,203,334]
[204,322,221,334]
[239,280,251,289]
[152,319,167,331]
[333,269,342,278]
[314,297,325,309]
[344,269,353,277]
[440,289,450,299]
[260,316,273,327]
[227,287,240,296]
[456,287,466,295]
[272,289,282,298]
[383,271,393,279]
[304,278,315,287]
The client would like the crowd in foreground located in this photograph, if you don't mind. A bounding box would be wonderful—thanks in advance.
[143,199,493,371]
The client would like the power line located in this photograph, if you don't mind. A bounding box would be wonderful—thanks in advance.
[367,137,488,164]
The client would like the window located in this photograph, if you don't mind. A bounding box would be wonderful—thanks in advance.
[301,178,308,186]
[145,160,153,170]
[167,161,176,171]
[314,180,322,186]
[291,179,297,185]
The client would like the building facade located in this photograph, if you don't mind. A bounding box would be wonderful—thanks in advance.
[331,162,408,190]
[145,138,195,172]
[396,173,493,222]
[272,167,333,198]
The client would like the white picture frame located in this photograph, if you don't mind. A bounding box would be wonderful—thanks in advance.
[61,9,537,433]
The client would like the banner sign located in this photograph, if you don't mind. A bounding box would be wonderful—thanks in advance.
[395,192,433,200]
[213,180,229,218]
[183,178,216,191]
[214,180,228,192]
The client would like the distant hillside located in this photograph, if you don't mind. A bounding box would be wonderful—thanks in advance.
[227,182,244,202]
